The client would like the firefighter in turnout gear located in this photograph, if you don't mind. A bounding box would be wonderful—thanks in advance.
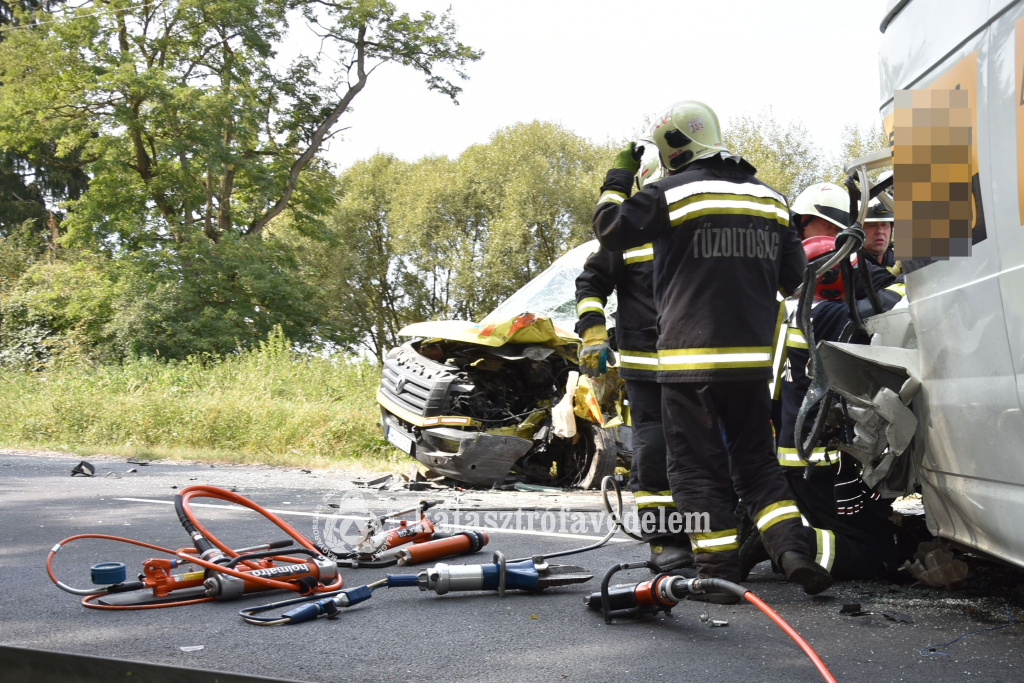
[593,100,832,602]
[576,151,694,573]
[861,196,899,273]
[753,233,914,580]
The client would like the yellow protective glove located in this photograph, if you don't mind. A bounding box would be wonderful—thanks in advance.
[579,324,615,377]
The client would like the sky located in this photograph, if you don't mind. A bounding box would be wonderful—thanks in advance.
[294,0,891,171]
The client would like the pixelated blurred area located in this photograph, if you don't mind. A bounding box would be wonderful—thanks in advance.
[892,89,973,259]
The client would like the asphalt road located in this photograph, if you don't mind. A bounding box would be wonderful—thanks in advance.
[2,450,1023,683]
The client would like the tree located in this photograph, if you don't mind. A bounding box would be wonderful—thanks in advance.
[398,121,610,321]
[826,123,889,185]
[723,109,827,200]
[0,0,481,247]
[301,122,610,360]
[0,1,89,238]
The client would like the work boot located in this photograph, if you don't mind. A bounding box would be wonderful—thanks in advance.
[739,531,771,581]
[779,550,834,595]
[649,539,695,573]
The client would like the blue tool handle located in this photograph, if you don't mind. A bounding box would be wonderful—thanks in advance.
[342,584,374,605]
[282,600,331,624]
[386,573,420,588]
[480,560,539,591]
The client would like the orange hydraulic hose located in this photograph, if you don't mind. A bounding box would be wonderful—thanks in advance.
[48,486,342,609]
[176,485,342,594]
[743,591,839,683]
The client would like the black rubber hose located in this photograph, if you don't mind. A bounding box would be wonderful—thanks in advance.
[174,493,216,556]
[224,548,315,569]
[857,254,884,315]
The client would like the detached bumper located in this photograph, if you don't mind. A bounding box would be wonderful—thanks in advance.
[381,412,532,486]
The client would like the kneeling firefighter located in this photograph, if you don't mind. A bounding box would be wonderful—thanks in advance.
[576,151,694,573]
[745,205,915,580]
[592,100,832,603]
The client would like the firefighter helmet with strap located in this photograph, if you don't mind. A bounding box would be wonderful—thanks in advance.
[791,183,850,232]
[635,142,664,191]
[864,196,893,223]
[649,101,728,172]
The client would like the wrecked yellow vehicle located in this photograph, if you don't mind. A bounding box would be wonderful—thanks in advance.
[376,241,627,488]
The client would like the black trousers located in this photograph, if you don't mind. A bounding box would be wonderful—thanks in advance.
[785,461,914,580]
[662,380,809,580]
[626,379,688,544]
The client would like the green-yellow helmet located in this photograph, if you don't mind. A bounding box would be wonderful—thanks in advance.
[649,101,727,171]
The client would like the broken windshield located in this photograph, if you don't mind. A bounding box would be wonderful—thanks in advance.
[481,240,618,333]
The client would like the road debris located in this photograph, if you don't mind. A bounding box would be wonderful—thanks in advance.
[70,461,95,477]
[840,603,872,616]
[881,611,913,623]
[904,541,969,589]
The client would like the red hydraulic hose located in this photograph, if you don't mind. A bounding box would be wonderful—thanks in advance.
[743,591,839,683]
[47,486,342,609]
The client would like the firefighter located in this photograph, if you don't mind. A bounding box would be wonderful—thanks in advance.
[593,100,831,603]
[790,182,851,239]
[861,197,899,273]
[749,234,913,580]
[576,152,694,574]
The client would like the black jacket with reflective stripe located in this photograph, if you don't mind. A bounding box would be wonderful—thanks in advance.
[574,244,658,379]
[593,154,805,383]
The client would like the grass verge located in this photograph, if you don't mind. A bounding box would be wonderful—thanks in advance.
[0,334,403,470]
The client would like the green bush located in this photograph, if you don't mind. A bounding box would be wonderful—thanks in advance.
[0,329,397,468]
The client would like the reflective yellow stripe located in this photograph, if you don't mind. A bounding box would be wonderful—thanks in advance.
[785,329,808,349]
[690,528,739,552]
[576,297,604,316]
[886,282,906,297]
[634,490,675,509]
[667,192,790,227]
[754,500,801,531]
[777,447,835,467]
[623,243,654,264]
[618,349,659,372]
[377,389,481,429]
[598,190,626,205]
[658,346,773,371]
[664,180,786,206]
[814,528,836,571]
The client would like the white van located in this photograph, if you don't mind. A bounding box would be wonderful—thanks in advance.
[821,0,1024,569]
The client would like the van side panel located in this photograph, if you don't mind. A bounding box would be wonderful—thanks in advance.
[880,0,1024,567]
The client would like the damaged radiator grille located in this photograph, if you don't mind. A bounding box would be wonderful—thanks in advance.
[379,347,460,417]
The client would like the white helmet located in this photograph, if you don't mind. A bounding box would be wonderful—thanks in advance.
[649,101,727,172]
[634,142,664,190]
[791,182,850,232]
[864,196,893,223]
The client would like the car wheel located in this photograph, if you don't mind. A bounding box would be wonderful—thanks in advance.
[570,419,618,489]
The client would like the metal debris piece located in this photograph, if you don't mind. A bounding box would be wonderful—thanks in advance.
[353,474,393,488]
[300,468,312,474]
[126,459,150,466]
[178,645,204,652]
[514,482,563,492]
[405,481,430,492]
[70,461,95,477]
[882,611,913,623]
[840,603,872,616]
[903,541,969,589]
[125,468,138,474]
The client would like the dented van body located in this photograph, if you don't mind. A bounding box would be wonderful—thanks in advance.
[816,0,1024,568]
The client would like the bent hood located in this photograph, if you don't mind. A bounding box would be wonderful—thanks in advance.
[399,313,579,351]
